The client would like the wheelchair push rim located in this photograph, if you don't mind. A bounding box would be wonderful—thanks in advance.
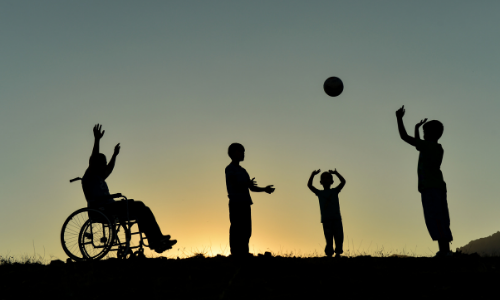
[61,208,115,261]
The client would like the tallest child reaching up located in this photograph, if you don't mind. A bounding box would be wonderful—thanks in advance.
[395,106,453,257]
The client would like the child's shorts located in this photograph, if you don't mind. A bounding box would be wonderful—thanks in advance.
[420,188,453,242]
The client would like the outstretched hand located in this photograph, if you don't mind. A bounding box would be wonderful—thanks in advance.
[93,124,105,140]
[113,143,121,156]
[265,185,275,194]
[311,169,321,176]
[395,105,405,118]
[415,118,428,128]
[329,169,338,175]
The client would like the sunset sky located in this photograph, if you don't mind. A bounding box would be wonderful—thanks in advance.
[2,1,500,259]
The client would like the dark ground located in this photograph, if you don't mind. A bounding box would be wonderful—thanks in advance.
[0,253,498,299]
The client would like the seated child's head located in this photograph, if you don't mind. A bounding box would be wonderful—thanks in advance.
[228,143,245,161]
[320,172,334,188]
[89,153,107,174]
[423,120,444,141]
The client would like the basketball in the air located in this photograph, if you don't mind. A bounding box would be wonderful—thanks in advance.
[323,77,344,97]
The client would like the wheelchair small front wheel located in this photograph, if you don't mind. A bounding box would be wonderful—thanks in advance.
[61,208,115,261]
[117,245,133,260]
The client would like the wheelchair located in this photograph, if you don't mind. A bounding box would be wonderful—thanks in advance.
[60,177,150,261]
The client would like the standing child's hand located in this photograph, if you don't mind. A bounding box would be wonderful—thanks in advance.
[311,169,321,176]
[113,143,121,156]
[329,169,338,175]
[395,106,405,118]
[265,185,275,194]
[415,118,428,128]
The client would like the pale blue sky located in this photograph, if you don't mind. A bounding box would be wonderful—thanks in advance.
[1,1,500,259]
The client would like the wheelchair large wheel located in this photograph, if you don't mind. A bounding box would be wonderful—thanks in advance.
[61,208,116,261]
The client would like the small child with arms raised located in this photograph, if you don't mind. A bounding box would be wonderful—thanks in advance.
[308,169,346,257]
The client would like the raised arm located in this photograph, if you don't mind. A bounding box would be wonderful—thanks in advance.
[396,106,416,146]
[91,124,105,159]
[103,143,120,179]
[330,169,346,191]
[307,169,320,193]
[414,118,427,141]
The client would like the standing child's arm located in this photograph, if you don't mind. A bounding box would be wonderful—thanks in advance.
[307,169,320,194]
[249,177,275,194]
[395,106,417,146]
[330,169,346,192]
[414,118,427,141]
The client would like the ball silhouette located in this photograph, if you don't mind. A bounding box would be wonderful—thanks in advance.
[323,77,344,97]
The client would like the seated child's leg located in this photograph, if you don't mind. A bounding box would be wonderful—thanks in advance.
[132,201,163,243]
[332,218,344,254]
[105,200,163,244]
[322,221,335,256]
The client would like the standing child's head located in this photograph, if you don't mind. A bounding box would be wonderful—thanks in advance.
[228,143,245,162]
[320,172,334,189]
[423,120,444,142]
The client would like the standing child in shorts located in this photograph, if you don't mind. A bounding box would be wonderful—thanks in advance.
[395,105,453,257]
[308,169,346,257]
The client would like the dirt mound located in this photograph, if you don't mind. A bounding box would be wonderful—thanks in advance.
[457,231,500,256]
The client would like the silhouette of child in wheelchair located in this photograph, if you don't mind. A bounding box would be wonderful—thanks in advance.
[61,124,176,261]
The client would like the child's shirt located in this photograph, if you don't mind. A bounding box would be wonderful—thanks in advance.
[313,188,341,222]
[415,139,447,193]
[225,163,253,205]
[82,168,114,206]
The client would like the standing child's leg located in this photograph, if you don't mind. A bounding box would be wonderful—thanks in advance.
[436,190,452,254]
[229,201,252,257]
[438,240,450,253]
[333,218,344,256]
[421,189,453,255]
[322,221,335,257]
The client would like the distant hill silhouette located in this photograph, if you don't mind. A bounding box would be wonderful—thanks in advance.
[457,231,500,256]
